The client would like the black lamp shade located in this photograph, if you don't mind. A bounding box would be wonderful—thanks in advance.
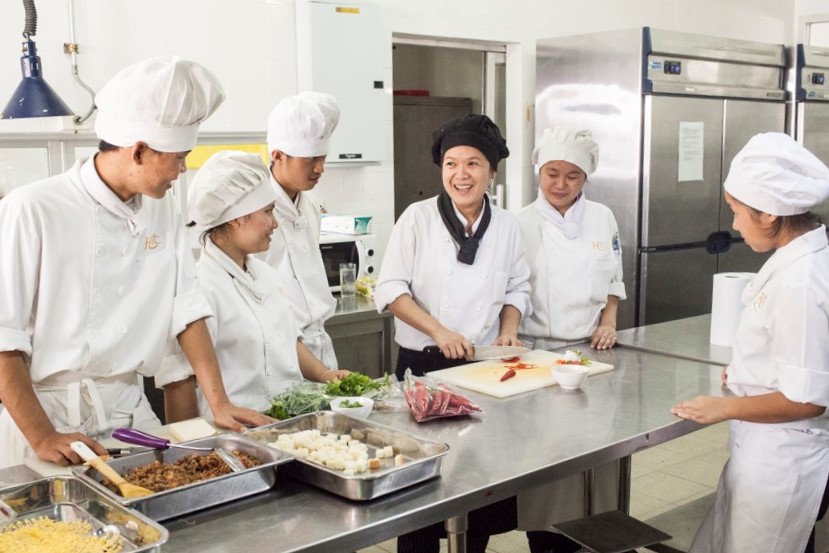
[2,39,73,119]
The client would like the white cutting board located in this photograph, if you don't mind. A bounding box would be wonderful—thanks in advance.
[429,349,613,398]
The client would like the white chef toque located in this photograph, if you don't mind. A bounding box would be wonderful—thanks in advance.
[188,151,276,232]
[724,132,829,216]
[95,57,225,153]
[533,126,599,176]
[266,91,340,157]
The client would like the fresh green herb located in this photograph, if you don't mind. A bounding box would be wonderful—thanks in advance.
[339,399,365,408]
[264,387,330,419]
[325,372,382,397]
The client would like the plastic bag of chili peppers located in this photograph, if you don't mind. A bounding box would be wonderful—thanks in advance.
[402,369,483,422]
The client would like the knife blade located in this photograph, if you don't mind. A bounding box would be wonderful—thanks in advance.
[472,345,530,361]
[422,345,530,361]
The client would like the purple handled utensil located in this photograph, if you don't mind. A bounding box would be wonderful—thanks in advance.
[112,427,245,471]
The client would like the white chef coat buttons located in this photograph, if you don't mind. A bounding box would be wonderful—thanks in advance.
[266,366,273,376]
[481,274,488,280]
[95,247,104,257]
[117,286,126,296]
[118,324,128,334]
[121,247,129,256]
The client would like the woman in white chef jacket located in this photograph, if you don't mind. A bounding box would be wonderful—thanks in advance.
[375,113,532,553]
[0,58,269,469]
[516,126,625,553]
[259,92,341,370]
[673,133,829,553]
[157,151,349,414]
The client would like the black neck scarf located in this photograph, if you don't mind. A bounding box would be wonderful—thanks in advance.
[437,192,491,265]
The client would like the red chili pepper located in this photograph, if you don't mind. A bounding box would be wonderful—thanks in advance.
[500,368,517,382]
[501,356,520,363]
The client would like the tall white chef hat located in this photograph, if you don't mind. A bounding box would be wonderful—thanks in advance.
[266,91,340,157]
[724,132,829,216]
[95,57,225,153]
[187,151,276,232]
[532,126,599,176]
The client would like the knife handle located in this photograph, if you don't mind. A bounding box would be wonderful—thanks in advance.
[423,346,442,357]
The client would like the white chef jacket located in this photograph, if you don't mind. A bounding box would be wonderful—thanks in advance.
[0,156,210,466]
[516,197,625,531]
[518,199,625,341]
[690,226,829,553]
[375,196,532,349]
[258,176,338,369]
[158,238,303,415]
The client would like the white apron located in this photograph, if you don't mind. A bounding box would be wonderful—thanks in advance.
[690,420,829,553]
[0,372,159,468]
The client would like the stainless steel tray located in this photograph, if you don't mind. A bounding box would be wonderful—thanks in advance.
[0,475,167,552]
[73,434,290,521]
[245,411,449,500]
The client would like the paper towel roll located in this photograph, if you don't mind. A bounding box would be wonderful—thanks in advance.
[709,272,755,346]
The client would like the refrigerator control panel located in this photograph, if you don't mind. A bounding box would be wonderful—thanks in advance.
[811,73,825,86]
[663,60,682,75]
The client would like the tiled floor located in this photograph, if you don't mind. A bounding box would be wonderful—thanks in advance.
[358,423,731,553]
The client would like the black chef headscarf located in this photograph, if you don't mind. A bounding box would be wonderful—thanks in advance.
[431,114,510,169]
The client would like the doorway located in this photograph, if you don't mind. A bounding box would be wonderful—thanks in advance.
[391,37,507,220]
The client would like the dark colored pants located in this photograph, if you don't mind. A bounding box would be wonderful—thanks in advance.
[395,346,469,380]
[397,497,518,553]
[805,472,829,553]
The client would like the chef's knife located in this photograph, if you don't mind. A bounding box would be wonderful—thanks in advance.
[423,345,530,361]
[470,345,530,361]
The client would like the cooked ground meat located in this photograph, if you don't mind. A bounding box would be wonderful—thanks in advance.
[102,450,261,494]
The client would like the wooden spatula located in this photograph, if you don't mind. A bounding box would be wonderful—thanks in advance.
[69,441,153,498]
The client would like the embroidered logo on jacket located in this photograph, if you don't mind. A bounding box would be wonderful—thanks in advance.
[144,234,161,250]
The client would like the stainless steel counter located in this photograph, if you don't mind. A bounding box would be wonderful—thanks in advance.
[160,347,720,552]
[327,295,395,377]
[0,347,722,552]
[616,314,732,366]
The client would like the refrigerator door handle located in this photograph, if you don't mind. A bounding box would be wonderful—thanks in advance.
[705,231,733,254]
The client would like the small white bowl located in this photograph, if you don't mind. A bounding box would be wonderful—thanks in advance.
[551,364,590,390]
[330,397,374,419]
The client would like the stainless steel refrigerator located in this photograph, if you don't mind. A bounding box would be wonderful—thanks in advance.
[792,43,829,224]
[535,28,787,328]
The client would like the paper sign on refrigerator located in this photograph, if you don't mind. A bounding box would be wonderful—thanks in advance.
[678,121,704,182]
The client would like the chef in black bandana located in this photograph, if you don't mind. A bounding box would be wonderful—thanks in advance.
[375,113,531,553]
[376,113,531,380]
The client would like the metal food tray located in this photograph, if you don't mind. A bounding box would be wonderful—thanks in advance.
[72,434,290,521]
[245,411,450,500]
[0,475,167,552]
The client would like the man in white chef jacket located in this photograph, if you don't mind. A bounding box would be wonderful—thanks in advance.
[259,92,341,370]
[0,57,269,469]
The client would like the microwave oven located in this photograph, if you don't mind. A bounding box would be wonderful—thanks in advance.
[319,233,376,292]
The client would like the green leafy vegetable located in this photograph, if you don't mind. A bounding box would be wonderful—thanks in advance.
[338,399,365,408]
[325,372,382,397]
[265,384,330,419]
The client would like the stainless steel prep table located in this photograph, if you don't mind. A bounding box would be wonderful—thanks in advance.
[327,295,395,377]
[0,348,723,553]
[616,314,731,366]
